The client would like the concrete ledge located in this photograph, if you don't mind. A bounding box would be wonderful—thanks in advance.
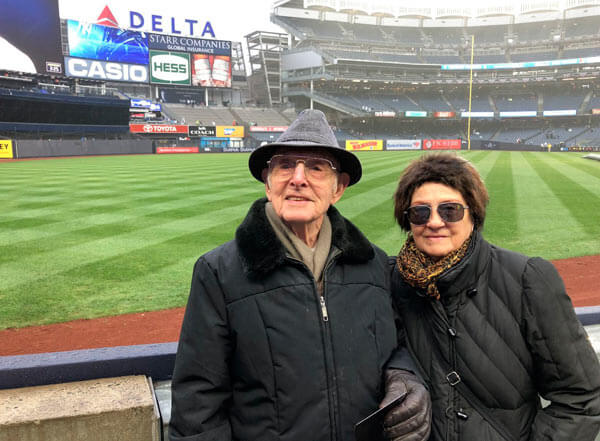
[0,375,159,441]
[0,342,177,390]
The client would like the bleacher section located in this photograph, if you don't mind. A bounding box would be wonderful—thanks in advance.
[161,105,292,127]
[469,25,508,46]
[422,27,465,47]
[513,20,558,44]
[493,93,538,112]
[542,88,586,111]
[564,16,600,40]
[561,47,599,58]
[233,108,291,126]
[510,51,558,62]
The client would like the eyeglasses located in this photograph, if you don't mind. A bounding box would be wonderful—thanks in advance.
[404,202,469,225]
[267,154,337,181]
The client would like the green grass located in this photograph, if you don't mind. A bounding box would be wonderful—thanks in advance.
[0,151,599,329]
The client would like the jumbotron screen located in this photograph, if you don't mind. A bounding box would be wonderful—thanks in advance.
[67,19,149,65]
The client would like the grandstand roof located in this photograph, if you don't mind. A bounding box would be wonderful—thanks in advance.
[274,0,600,22]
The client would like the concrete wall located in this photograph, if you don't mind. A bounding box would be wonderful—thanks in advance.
[0,376,160,441]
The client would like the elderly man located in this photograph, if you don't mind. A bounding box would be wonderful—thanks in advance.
[169,109,430,441]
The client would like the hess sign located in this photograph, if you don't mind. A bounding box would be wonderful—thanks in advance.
[150,51,190,85]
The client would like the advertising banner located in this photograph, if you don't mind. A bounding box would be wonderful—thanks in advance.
[148,34,231,56]
[593,108,600,115]
[461,111,494,118]
[434,111,456,118]
[216,126,244,137]
[189,126,216,137]
[405,111,427,117]
[499,111,537,118]
[249,126,288,132]
[345,140,383,151]
[150,50,191,85]
[386,139,422,150]
[58,1,218,39]
[374,111,396,117]
[543,109,577,117]
[156,146,199,154]
[67,19,148,65]
[130,124,188,134]
[0,0,64,74]
[0,140,14,159]
[65,57,149,82]
[191,54,232,88]
[423,139,461,150]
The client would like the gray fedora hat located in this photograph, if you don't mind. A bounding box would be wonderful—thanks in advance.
[248,109,362,186]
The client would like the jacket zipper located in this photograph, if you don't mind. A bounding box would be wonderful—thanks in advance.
[321,250,340,440]
[286,252,340,439]
[319,295,329,321]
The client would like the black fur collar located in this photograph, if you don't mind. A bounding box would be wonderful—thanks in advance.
[235,198,374,277]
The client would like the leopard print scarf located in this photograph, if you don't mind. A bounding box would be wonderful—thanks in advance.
[396,233,471,300]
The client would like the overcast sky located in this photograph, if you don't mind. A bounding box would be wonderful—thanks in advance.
[201,1,284,44]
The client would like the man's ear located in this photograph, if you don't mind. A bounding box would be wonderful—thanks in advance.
[262,169,272,200]
[331,172,350,204]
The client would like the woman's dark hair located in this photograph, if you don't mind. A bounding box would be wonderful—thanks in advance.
[393,153,489,231]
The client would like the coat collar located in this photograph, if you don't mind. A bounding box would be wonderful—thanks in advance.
[436,230,491,296]
[235,198,374,277]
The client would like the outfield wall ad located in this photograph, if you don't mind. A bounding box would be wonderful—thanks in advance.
[0,140,14,159]
[386,139,421,150]
[346,140,383,151]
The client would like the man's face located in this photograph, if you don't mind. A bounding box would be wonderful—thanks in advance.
[264,148,349,231]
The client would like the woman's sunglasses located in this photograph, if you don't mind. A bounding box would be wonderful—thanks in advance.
[404,202,469,225]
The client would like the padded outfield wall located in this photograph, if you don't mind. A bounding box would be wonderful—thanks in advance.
[14,139,154,158]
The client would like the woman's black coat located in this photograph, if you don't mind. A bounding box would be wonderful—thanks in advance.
[392,231,600,441]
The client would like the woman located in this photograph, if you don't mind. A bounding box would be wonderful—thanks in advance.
[390,152,600,441]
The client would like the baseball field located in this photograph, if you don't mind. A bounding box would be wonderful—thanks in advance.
[0,151,599,330]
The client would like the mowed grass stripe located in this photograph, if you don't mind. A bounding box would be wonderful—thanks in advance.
[513,152,598,258]
[544,152,600,180]
[0,218,244,328]
[524,153,600,237]
[482,152,518,247]
[0,163,253,221]
[0,170,263,246]
[0,190,263,265]
[0,197,257,291]
[535,153,600,191]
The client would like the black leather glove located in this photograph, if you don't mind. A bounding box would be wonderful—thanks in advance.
[381,369,432,441]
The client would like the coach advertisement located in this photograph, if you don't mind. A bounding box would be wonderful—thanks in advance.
[345,140,383,151]
[422,139,461,150]
[0,140,14,159]
[386,139,422,150]
[189,126,216,137]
